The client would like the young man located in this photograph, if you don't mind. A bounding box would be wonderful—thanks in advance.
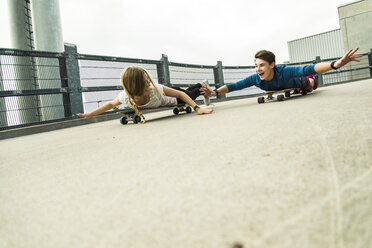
[202,48,362,97]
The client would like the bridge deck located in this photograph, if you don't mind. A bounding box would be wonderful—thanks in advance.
[1,79,371,248]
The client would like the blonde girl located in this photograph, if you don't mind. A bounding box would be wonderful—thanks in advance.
[77,66,213,122]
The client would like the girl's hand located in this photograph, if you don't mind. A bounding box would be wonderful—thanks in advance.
[196,107,213,115]
[334,48,363,68]
[200,87,214,96]
[77,113,93,118]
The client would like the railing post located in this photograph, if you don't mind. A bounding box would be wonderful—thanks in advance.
[160,54,171,86]
[156,61,164,85]
[0,56,7,128]
[315,56,324,86]
[58,55,72,118]
[63,43,84,117]
[213,61,226,100]
[368,48,372,78]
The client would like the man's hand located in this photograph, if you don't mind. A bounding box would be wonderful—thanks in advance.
[334,48,363,68]
[200,87,215,96]
[77,113,93,118]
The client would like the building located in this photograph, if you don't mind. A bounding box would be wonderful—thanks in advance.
[288,0,372,83]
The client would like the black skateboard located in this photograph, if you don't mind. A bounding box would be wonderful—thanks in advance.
[116,104,192,125]
[257,88,307,104]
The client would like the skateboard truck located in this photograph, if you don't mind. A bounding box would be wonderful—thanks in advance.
[118,105,193,125]
[257,88,306,104]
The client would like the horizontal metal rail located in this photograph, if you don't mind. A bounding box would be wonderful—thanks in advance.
[77,53,161,65]
[0,48,64,58]
[79,86,123,92]
[168,61,215,69]
[0,88,70,97]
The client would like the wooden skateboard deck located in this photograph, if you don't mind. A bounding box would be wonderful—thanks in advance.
[257,88,307,104]
[116,104,192,124]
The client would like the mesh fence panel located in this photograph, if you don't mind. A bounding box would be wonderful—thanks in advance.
[168,66,215,85]
[0,53,66,129]
[223,67,262,97]
[78,60,158,113]
[168,65,215,102]
[1,94,67,127]
[322,55,370,84]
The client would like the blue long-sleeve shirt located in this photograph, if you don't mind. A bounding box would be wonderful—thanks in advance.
[227,64,316,92]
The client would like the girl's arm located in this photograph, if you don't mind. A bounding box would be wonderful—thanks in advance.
[315,48,362,74]
[77,98,122,118]
[162,86,213,115]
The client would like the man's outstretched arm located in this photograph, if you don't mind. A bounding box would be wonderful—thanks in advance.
[314,48,362,74]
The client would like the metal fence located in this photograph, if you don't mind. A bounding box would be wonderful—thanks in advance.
[1,44,371,130]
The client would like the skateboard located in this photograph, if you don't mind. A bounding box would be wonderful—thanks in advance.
[116,104,193,125]
[257,88,307,104]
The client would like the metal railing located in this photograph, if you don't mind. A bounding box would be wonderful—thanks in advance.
[1,44,371,131]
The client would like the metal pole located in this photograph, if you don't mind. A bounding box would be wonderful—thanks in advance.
[8,0,40,124]
[8,0,34,50]
[31,0,64,52]
[369,48,372,78]
[213,61,226,100]
[31,0,65,121]
[160,54,171,86]
[156,62,164,85]
[0,56,8,128]
[315,56,324,86]
[64,43,84,117]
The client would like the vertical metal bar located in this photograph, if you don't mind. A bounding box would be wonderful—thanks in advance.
[0,55,8,128]
[64,43,84,117]
[156,62,164,85]
[58,56,71,117]
[160,54,171,86]
[315,56,323,86]
[213,61,226,100]
[368,49,372,78]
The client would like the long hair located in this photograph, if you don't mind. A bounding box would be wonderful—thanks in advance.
[120,66,163,123]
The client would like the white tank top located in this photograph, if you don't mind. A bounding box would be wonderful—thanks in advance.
[116,83,178,108]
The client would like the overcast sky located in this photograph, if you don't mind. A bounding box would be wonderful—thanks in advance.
[0,0,353,65]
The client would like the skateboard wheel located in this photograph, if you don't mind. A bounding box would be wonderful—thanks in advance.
[173,108,180,115]
[133,115,141,124]
[258,97,265,104]
[285,91,291,98]
[185,106,192,113]
[301,90,307,95]
[120,116,128,125]
[277,95,284,101]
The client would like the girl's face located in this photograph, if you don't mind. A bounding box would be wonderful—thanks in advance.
[143,73,151,86]
[255,58,275,81]
[141,73,151,96]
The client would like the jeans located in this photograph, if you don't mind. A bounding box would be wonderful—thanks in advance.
[171,83,202,104]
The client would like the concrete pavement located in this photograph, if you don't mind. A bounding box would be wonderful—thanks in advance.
[0,79,371,248]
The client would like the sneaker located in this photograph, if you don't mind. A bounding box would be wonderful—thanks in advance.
[203,93,210,106]
[201,80,211,89]
[301,76,313,93]
[201,80,211,106]
[293,89,301,94]
[307,75,318,90]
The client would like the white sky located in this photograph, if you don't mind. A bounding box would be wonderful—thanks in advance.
[0,0,354,65]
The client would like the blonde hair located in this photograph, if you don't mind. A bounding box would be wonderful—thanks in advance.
[120,66,163,123]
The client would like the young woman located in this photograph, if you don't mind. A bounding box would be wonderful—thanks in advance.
[202,48,362,97]
[77,66,213,122]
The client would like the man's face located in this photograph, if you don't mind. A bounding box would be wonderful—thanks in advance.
[255,58,275,81]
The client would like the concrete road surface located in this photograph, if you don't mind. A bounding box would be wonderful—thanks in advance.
[1,79,371,248]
